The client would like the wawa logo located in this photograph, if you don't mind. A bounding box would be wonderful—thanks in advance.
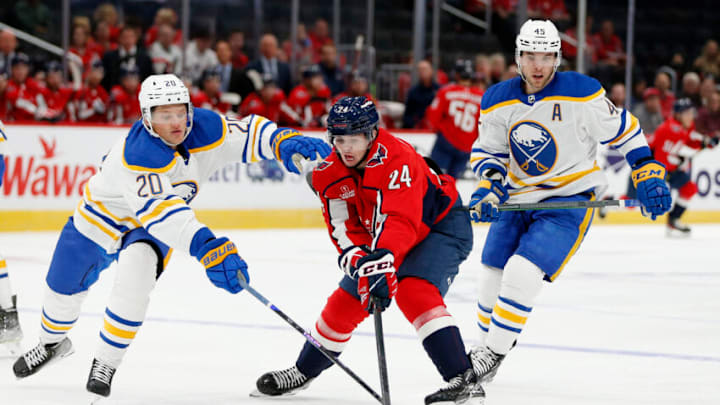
[2,136,97,197]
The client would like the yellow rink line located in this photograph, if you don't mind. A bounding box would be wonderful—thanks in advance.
[1,209,720,232]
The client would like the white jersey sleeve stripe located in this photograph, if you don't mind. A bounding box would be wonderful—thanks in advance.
[145,206,192,231]
[138,198,186,224]
[75,201,122,241]
[328,198,353,249]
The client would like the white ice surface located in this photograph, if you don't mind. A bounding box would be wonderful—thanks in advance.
[1,224,719,405]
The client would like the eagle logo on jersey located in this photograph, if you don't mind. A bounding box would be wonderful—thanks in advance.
[509,121,557,176]
[315,160,333,171]
[173,181,198,203]
[366,143,387,168]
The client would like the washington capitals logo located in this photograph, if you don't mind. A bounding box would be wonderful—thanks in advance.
[509,121,557,176]
[366,143,388,168]
[173,181,198,203]
[315,160,333,171]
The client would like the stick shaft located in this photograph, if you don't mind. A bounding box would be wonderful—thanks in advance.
[373,301,391,405]
[239,280,383,403]
[464,199,640,212]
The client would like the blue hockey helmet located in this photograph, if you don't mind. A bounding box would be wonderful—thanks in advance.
[673,97,694,114]
[327,96,379,144]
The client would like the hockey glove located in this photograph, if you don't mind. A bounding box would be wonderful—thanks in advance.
[338,245,371,277]
[631,160,672,220]
[0,155,4,187]
[271,128,332,174]
[469,179,509,223]
[194,237,249,294]
[353,249,398,313]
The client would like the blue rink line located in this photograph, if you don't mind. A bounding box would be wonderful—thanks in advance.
[19,307,720,365]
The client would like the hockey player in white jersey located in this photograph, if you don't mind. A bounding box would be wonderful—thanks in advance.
[0,121,24,355]
[12,74,331,398]
[467,20,672,382]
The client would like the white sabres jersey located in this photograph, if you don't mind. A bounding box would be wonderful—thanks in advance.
[471,71,648,203]
[74,108,280,255]
[0,120,7,155]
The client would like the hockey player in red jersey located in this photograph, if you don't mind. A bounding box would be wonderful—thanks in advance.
[75,60,110,122]
[110,65,141,124]
[650,98,715,235]
[254,97,484,404]
[282,64,330,127]
[426,59,484,178]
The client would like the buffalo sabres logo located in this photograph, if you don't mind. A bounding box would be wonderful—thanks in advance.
[315,159,333,171]
[366,143,388,168]
[509,121,557,176]
[173,181,199,203]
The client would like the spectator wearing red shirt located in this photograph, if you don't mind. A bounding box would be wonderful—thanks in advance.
[110,66,141,124]
[283,65,330,128]
[592,20,626,67]
[696,91,720,139]
[0,72,8,119]
[426,60,484,178]
[75,60,110,123]
[93,21,117,54]
[93,3,121,44]
[528,0,569,23]
[308,18,333,63]
[5,53,44,122]
[191,67,232,115]
[239,75,285,123]
[143,8,183,49]
[228,30,249,70]
[654,71,676,120]
[562,15,596,69]
[69,23,103,79]
[39,61,76,122]
[650,99,711,235]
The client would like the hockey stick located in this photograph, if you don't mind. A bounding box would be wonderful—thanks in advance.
[464,199,640,212]
[372,298,392,405]
[238,278,384,403]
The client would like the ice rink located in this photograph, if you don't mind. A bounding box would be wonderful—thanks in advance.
[1,224,719,405]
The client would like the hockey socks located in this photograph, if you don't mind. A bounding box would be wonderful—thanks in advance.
[0,257,13,309]
[295,341,339,378]
[422,326,472,381]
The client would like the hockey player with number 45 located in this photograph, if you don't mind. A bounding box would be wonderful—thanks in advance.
[12,74,331,399]
[467,20,672,383]
[255,97,483,404]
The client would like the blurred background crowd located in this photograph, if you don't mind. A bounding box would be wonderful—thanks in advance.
[0,0,718,140]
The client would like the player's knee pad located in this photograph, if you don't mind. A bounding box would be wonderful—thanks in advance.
[313,288,369,352]
[501,255,545,303]
[396,277,456,340]
[678,181,698,200]
[112,242,159,307]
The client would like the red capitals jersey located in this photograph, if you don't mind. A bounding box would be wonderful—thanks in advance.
[650,118,704,172]
[110,85,141,124]
[239,90,285,123]
[41,85,76,121]
[311,128,459,266]
[191,91,232,115]
[285,84,330,127]
[5,78,43,121]
[426,83,484,152]
[75,84,110,122]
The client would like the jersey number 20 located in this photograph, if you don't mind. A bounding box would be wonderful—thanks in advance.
[137,173,164,197]
[449,100,478,132]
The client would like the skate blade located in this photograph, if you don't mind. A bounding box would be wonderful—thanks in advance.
[249,388,302,398]
[89,393,109,405]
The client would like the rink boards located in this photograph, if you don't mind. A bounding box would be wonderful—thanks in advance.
[1,123,720,230]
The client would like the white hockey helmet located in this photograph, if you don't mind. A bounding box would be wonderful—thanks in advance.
[515,19,562,76]
[139,74,194,145]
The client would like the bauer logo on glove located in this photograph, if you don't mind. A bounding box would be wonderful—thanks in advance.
[202,241,238,267]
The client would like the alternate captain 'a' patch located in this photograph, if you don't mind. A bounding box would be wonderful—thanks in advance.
[509,121,558,176]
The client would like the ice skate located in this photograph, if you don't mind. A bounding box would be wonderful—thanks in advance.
[13,337,74,378]
[469,345,505,383]
[0,296,23,356]
[666,217,691,237]
[251,365,314,397]
[424,368,485,404]
[86,358,117,398]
